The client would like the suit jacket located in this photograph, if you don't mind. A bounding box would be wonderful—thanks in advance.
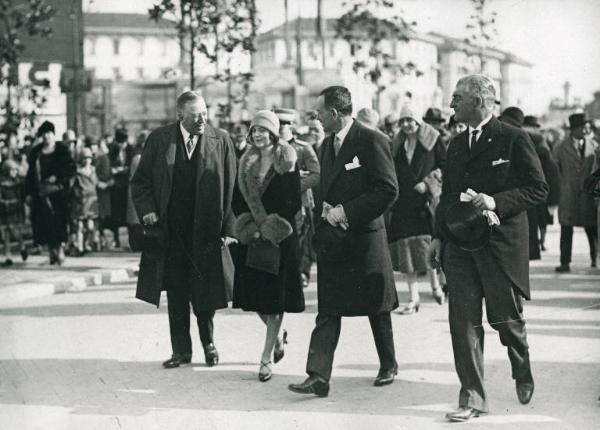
[131,123,237,308]
[436,117,548,299]
[313,120,399,316]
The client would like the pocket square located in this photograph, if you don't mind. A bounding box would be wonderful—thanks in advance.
[492,158,510,166]
[345,156,361,170]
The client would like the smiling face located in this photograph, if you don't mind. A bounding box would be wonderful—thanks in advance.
[449,83,475,124]
[251,125,272,149]
[399,117,419,135]
[179,98,207,135]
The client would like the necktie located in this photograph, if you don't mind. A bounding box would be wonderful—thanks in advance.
[334,135,342,156]
[470,130,478,151]
[579,140,585,158]
[186,136,195,157]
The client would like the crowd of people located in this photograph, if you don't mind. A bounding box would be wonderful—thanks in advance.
[1,74,599,421]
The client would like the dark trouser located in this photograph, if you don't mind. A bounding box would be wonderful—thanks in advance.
[444,244,532,413]
[296,207,315,276]
[560,225,598,265]
[306,313,396,381]
[167,287,215,356]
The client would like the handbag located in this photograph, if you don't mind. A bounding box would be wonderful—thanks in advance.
[221,244,235,301]
[245,238,281,275]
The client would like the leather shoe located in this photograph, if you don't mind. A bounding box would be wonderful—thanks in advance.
[374,365,398,386]
[203,343,219,366]
[555,264,570,273]
[516,381,534,404]
[162,353,192,369]
[288,375,330,397]
[445,407,483,422]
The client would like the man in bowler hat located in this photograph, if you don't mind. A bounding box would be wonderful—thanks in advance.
[429,75,548,421]
[131,91,237,368]
[288,86,399,397]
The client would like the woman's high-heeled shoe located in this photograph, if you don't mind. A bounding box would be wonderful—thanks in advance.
[258,360,272,382]
[432,287,445,305]
[398,301,420,315]
[274,329,288,364]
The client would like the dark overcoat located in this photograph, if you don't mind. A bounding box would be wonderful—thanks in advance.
[387,129,446,242]
[313,120,399,316]
[131,123,236,309]
[553,136,598,226]
[436,117,548,299]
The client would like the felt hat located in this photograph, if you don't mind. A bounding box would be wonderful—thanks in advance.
[439,200,491,251]
[523,115,541,128]
[423,107,445,123]
[568,113,588,130]
[500,106,525,128]
[250,110,280,137]
[272,108,297,125]
[37,120,55,137]
[399,103,421,123]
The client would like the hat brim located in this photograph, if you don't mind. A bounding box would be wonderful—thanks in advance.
[440,201,491,251]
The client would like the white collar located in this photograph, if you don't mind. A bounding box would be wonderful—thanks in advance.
[335,118,354,144]
[179,122,199,144]
[468,114,493,135]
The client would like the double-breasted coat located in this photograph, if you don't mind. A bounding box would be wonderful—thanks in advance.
[131,123,237,310]
[313,120,399,316]
[436,117,548,299]
[553,136,598,227]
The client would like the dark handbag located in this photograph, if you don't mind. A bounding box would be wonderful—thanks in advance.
[245,239,281,275]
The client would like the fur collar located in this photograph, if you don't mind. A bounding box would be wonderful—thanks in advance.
[237,139,297,225]
[396,121,440,152]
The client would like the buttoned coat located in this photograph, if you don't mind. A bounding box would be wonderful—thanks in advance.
[553,136,598,226]
[313,120,399,316]
[436,117,548,299]
[131,123,237,309]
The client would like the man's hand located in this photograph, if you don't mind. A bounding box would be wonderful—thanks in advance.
[427,238,442,270]
[413,182,427,194]
[326,205,349,230]
[471,193,496,211]
[47,175,57,184]
[142,212,159,226]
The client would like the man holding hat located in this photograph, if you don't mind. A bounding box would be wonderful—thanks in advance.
[273,108,320,288]
[553,113,598,271]
[429,74,548,421]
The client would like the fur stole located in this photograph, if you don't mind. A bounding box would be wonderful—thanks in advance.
[234,139,297,245]
[394,121,441,155]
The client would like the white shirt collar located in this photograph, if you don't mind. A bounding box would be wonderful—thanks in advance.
[468,114,493,135]
[179,122,199,144]
[335,118,354,144]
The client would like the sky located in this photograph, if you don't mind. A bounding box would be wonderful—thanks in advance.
[85,0,600,114]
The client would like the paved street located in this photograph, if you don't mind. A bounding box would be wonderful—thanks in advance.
[0,225,599,430]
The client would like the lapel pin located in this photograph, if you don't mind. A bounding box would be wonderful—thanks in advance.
[488,138,492,142]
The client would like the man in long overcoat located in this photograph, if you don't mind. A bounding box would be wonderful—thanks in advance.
[553,113,598,271]
[429,75,548,422]
[131,91,236,368]
[288,86,399,397]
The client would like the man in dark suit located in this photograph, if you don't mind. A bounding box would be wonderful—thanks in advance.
[429,75,548,421]
[131,91,237,369]
[288,86,399,397]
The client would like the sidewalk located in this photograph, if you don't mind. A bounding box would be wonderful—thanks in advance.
[0,249,140,306]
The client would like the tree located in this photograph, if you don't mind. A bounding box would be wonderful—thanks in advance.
[0,0,55,133]
[464,0,498,73]
[149,0,258,126]
[335,0,421,111]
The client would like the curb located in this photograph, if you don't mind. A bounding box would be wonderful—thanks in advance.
[0,267,138,307]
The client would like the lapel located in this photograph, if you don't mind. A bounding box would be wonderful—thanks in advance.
[196,125,219,187]
[163,124,179,214]
[561,137,582,166]
[323,121,359,199]
[468,116,500,161]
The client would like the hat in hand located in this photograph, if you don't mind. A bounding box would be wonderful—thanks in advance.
[440,201,491,251]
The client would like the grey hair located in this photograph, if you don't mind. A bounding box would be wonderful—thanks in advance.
[457,74,497,107]
[176,90,207,112]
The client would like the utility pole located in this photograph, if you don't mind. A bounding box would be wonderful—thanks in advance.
[284,0,293,65]
[295,4,303,86]
[317,0,326,69]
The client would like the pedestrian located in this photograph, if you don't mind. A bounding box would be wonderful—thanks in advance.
[232,110,304,382]
[519,111,561,256]
[274,108,320,288]
[108,128,130,248]
[24,121,76,266]
[69,147,100,255]
[306,115,325,157]
[553,113,598,271]
[387,103,446,314]
[131,90,237,369]
[356,107,380,129]
[0,159,28,265]
[90,136,113,250]
[382,112,400,140]
[423,107,451,148]
[288,86,399,397]
[429,74,548,421]
[231,123,249,160]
